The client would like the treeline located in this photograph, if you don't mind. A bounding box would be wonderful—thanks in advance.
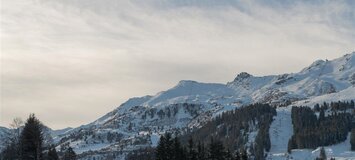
[313,100,354,112]
[126,133,248,160]
[127,103,276,160]
[0,114,76,160]
[181,103,276,160]
[288,101,354,152]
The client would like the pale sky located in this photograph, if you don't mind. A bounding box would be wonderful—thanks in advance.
[1,0,354,129]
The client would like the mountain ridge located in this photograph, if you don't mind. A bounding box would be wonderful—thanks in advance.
[57,52,354,155]
[1,52,354,159]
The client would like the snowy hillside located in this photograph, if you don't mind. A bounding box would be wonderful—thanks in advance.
[47,52,355,159]
[1,53,353,159]
[0,127,11,151]
[268,87,355,160]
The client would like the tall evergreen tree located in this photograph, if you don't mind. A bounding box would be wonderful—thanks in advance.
[187,137,197,160]
[63,147,76,160]
[20,114,44,160]
[319,109,325,122]
[208,138,225,160]
[47,146,59,160]
[351,128,355,151]
[172,136,185,160]
[156,133,174,160]
[165,133,174,159]
[197,141,206,160]
[240,149,248,160]
[318,147,327,160]
[156,134,167,160]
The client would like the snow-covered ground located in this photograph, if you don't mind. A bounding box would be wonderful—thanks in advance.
[294,87,355,108]
[268,87,355,160]
[268,107,355,160]
[268,108,293,157]
[288,133,355,160]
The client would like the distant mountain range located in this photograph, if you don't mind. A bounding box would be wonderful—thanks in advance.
[1,52,354,159]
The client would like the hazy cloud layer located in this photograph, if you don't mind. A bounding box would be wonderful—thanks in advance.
[1,0,354,129]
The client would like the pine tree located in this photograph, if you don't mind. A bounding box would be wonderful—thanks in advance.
[187,137,197,160]
[47,146,59,160]
[240,149,248,160]
[351,128,355,151]
[314,104,320,112]
[197,141,206,160]
[63,147,76,160]
[156,134,167,160]
[234,150,240,160]
[165,133,174,159]
[318,147,327,160]
[156,133,174,160]
[225,149,233,160]
[208,138,225,160]
[172,136,185,160]
[319,109,325,122]
[1,142,18,160]
[20,114,44,160]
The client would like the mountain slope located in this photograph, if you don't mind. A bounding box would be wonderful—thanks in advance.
[268,87,355,159]
[1,53,353,159]
[51,52,355,159]
[0,127,11,151]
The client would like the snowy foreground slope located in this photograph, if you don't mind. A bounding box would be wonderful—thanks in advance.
[44,52,354,159]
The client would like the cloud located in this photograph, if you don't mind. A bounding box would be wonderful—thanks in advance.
[1,0,354,129]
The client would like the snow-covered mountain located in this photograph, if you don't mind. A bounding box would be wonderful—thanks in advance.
[0,52,353,159]
[48,52,355,159]
[0,127,11,151]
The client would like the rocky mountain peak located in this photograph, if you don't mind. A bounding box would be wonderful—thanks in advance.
[233,72,252,82]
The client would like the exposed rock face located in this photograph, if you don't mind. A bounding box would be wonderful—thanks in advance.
[233,72,252,82]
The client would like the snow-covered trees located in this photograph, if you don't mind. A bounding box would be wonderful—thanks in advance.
[288,101,353,151]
